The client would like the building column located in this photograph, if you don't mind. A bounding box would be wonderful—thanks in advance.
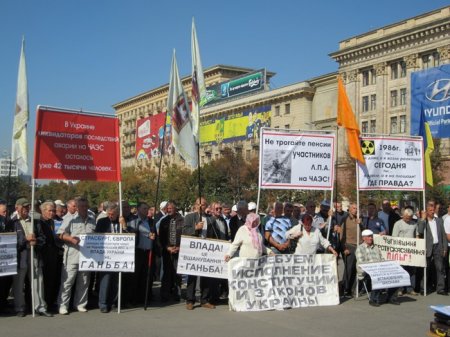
[374,62,386,134]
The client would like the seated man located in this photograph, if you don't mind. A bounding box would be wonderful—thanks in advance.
[356,229,399,307]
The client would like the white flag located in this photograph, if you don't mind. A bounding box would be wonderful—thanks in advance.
[167,50,198,168]
[191,18,206,144]
[12,37,29,174]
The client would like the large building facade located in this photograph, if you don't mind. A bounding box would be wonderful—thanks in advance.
[114,6,450,192]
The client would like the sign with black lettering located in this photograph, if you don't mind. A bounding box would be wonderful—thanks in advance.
[228,254,339,311]
[259,128,335,190]
[359,261,410,290]
[78,234,135,272]
[177,236,230,279]
[0,234,17,276]
[358,137,424,190]
[374,235,426,267]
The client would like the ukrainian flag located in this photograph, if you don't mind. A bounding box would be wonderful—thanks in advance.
[419,107,434,186]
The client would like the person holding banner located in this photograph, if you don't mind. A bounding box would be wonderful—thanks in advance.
[285,214,338,257]
[417,202,448,296]
[95,202,121,313]
[10,198,51,317]
[57,197,96,315]
[158,201,184,302]
[356,229,399,307]
[225,213,272,261]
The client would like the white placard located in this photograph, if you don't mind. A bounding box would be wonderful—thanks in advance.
[79,234,135,272]
[260,129,335,190]
[0,234,17,276]
[228,254,339,312]
[177,236,230,279]
[359,261,411,290]
[358,137,424,191]
[374,235,426,267]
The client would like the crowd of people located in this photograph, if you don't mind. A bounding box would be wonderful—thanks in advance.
[0,196,448,316]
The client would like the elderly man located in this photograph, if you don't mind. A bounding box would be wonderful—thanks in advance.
[95,202,121,313]
[361,202,387,235]
[158,201,184,302]
[229,200,248,242]
[57,197,96,314]
[39,201,63,312]
[126,202,156,306]
[378,199,401,235]
[265,201,292,254]
[356,229,399,307]
[10,198,51,317]
[417,202,448,295]
[63,199,77,222]
[183,197,216,310]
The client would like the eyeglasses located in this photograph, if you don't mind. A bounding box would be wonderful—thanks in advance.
[215,207,222,210]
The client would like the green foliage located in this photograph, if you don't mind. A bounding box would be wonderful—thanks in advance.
[0,176,30,205]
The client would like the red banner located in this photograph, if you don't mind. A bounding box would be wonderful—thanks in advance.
[33,107,121,182]
[135,113,171,160]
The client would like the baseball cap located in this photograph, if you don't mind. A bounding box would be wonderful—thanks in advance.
[361,229,374,237]
[248,202,257,211]
[54,200,66,207]
[15,198,30,207]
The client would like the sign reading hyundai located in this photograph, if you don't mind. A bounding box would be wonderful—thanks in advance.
[411,64,450,138]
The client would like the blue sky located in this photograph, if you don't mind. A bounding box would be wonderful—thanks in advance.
[0,0,448,170]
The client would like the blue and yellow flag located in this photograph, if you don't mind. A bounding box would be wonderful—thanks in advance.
[419,107,434,186]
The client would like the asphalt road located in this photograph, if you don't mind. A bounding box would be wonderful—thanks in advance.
[0,290,446,337]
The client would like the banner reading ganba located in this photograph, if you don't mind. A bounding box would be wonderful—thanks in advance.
[228,254,339,312]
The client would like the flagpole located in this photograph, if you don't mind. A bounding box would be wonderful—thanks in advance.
[355,161,360,299]
[118,181,123,314]
[30,178,36,317]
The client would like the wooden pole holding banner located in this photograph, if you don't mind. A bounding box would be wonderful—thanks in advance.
[30,178,36,317]
[355,162,361,299]
[117,181,123,314]
[422,185,427,296]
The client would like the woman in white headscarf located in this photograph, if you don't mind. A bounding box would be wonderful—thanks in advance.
[225,213,272,260]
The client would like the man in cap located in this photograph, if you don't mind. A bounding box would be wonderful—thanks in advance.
[356,229,399,306]
[10,198,51,317]
[229,201,248,242]
[54,200,66,221]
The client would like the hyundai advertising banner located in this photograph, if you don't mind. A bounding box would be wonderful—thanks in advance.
[411,64,450,138]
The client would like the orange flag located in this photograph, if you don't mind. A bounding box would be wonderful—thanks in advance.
[337,76,365,165]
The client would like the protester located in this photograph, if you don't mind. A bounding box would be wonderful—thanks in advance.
[265,201,292,254]
[0,202,12,313]
[125,202,156,305]
[356,229,399,307]
[225,213,272,260]
[417,202,448,295]
[39,201,63,312]
[360,202,387,235]
[95,202,121,313]
[284,202,299,226]
[58,197,96,314]
[285,214,338,256]
[63,199,77,222]
[182,197,216,310]
[444,205,450,293]
[9,198,51,317]
[378,199,401,235]
[229,200,248,242]
[158,201,183,302]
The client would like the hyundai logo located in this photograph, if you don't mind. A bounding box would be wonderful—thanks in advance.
[425,79,450,102]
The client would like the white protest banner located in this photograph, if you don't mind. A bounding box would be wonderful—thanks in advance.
[78,234,135,272]
[0,234,17,276]
[359,261,411,290]
[358,136,424,190]
[260,129,335,190]
[374,235,426,267]
[177,236,230,279]
[228,254,339,312]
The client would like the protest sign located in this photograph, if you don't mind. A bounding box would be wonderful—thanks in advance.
[78,234,135,272]
[33,106,121,181]
[177,236,230,279]
[228,254,339,312]
[358,137,424,190]
[0,234,17,276]
[260,129,335,190]
[374,235,426,267]
[359,261,411,290]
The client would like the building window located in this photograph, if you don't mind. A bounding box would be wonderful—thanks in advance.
[362,70,370,86]
[246,149,251,161]
[285,103,290,115]
[370,69,376,84]
[400,115,406,133]
[274,126,279,129]
[400,88,407,106]
[370,120,376,133]
[390,116,398,134]
[362,96,369,112]
[400,61,407,78]
[390,90,398,107]
[391,63,398,80]
[422,51,440,69]
[370,94,376,110]
[275,105,280,116]
[284,124,290,130]
[362,121,368,133]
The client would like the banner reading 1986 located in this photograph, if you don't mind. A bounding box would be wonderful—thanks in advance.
[259,129,335,190]
[358,137,424,191]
